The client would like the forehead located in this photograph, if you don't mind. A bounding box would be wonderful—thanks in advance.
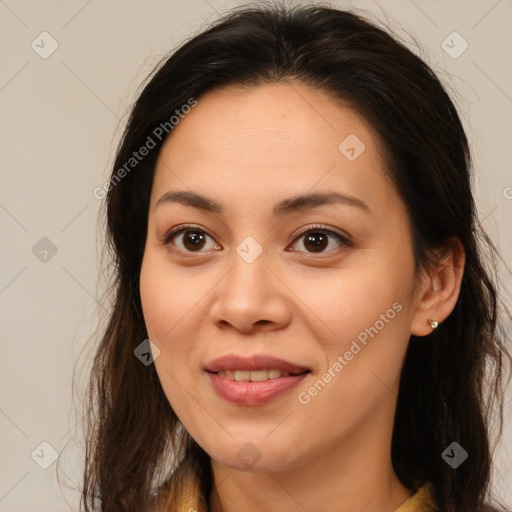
[150,82,398,217]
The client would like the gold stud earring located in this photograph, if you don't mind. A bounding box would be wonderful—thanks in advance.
[428,319,439,330]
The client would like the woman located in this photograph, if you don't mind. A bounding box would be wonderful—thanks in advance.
[80,3,512,511]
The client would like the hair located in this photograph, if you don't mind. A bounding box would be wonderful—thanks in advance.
[78,2,512,511]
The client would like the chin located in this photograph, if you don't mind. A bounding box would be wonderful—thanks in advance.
[205,438,305,473]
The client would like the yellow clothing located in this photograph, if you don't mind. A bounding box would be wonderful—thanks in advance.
[156,465,436,511]
[395,484,435,512]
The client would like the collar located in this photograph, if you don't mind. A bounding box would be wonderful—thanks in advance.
[157,466,435,512]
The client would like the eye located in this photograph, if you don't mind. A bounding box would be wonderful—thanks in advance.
[161,224,220,254]
[287,224,352,254]
[161,223,352,255]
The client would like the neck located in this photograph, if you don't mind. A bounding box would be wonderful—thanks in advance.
[208,409,413,512]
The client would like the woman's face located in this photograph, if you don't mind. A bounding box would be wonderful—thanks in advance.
[140,82,424,473]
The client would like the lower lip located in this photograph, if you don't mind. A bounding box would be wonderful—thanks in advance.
[206,371,309,406]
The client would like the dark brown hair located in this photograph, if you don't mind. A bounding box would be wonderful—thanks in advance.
[78,2,512,511]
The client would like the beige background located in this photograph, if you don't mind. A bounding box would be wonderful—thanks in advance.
[1,0,511,510]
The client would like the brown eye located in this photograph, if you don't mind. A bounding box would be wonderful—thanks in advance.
[289,226,351,254]
[162,224,351,256]
[304,232,329,252]
[180,230,207,251]
[163,226,219,253]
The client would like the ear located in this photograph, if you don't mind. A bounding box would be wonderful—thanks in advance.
[410,237,465,336]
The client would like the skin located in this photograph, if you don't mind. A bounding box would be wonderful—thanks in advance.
[139,82,465,512]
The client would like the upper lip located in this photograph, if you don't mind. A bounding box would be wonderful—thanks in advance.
[204,354,311,374]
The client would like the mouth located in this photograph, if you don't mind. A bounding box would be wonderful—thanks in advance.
[204,354,311,406]
[204,353,311,374]
[213,368,309,381]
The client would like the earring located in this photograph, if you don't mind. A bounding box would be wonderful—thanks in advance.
[428,319,439,330]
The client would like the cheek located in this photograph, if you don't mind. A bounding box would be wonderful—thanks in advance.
[294,289,411,434]
[290,251,415,413]
[139,252,200,343]
[139,255,200,419]
[290,255,414,349]
[140,266,170,343]
[139,252,209,395]
[139,255,191,401]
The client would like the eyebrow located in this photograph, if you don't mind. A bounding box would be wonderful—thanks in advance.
[155,190,370,216]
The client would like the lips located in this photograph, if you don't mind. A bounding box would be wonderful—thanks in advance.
[204,354,311,406]
[204,354,311,374]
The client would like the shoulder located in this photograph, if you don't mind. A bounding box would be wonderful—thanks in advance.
[410,483,510,512]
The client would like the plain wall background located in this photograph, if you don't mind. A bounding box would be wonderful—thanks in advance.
[1,0,511,510]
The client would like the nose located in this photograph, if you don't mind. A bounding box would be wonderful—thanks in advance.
[209,248,292,334]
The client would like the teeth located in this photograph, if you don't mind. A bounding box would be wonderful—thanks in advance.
[235,370,250,382]
[217,369,293,381]
[244,370,267,382]
[268,369,282,379]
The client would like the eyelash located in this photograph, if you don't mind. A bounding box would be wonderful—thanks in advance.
[160,223,352,256]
